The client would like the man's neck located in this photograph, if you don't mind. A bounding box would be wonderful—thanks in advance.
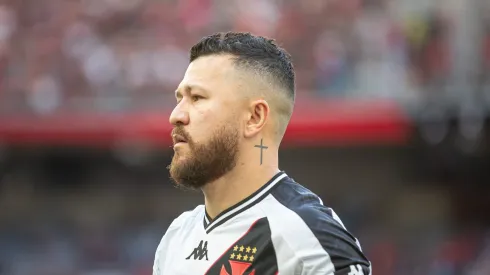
[202,154,280,220]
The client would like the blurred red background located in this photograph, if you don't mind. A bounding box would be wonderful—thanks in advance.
[0,0,490,275]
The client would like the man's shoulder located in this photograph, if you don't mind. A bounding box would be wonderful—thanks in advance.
[167,204,204,232]
[269,177,329,221]
[269,178,355,240]
[271,180,345,233]
[266,177,371,273]
[154,205,205,265]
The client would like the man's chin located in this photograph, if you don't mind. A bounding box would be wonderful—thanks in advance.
[174,180,203,191]
[172,150,192,162]
[168,160,186,174]
[168,170,204,191]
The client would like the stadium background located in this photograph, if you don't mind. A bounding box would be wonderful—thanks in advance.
[0,0,490,274]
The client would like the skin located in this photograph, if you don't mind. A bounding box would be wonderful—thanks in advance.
[169,54,281,219]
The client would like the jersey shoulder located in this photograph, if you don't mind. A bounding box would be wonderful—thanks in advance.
[269,177,338,229]
[166,204,204,233]
[268,178,371,274]
[153,205,204,275]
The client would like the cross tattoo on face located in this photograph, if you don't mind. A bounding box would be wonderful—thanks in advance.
[254,138,268,165]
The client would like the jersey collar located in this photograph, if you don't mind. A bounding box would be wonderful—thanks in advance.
[203,171,288,234]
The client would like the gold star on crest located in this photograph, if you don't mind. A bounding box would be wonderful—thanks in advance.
[233,245,238,251]
[249,255,254,262]
[237,254,242,260]
[252,247,257,254]
[239,246,244,252]
[246,246,251,253]
[243,255,248,261]
[230,253,236,259]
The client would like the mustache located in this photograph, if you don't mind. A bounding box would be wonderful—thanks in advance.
[171,126,191,142]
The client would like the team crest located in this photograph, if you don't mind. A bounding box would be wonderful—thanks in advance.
[205,218,277,275]
[219,244,257,275]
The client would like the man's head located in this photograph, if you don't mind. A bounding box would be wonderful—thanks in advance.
[168,32,295,189]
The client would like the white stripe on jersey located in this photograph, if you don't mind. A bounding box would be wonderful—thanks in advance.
[330,209,346,229]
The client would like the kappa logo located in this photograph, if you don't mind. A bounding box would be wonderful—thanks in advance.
[219,244,256,275]
[186,240,209,261]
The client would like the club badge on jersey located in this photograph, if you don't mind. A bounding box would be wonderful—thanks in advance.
[219,244,257,275]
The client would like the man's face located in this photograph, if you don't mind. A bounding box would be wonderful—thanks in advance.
[168,55,243,189]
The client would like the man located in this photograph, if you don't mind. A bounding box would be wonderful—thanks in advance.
[153,32,371,275]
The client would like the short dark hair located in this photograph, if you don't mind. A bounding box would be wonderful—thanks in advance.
[189,32,295,102]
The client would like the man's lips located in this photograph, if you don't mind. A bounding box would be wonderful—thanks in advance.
[172,134,187,144]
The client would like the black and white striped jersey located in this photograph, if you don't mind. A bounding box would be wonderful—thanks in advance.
[153,171,371,275]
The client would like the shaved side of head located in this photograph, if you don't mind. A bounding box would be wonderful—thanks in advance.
[229,66,294,143]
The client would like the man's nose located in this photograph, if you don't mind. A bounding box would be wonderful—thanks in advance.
[169,102,190,126]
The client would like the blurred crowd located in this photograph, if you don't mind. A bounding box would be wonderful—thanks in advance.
[0,0,490,274]
[0,0,487,115]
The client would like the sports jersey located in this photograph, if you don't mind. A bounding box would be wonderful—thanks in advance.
[153,171,371,275]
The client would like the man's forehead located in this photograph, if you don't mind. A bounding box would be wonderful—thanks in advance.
[187,55,235,79]
[176,55,238,94]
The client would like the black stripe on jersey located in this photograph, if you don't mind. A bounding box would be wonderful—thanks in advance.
[204,171,286,234]
[204,217,278,275]
[270,178,371,274]
[203,211,212,228]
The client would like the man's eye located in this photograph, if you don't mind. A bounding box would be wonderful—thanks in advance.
[191,95,202,102]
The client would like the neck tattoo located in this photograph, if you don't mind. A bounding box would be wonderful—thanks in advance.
[254,138,268,165]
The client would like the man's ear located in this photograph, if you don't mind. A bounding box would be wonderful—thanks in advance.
[244,99,270,138]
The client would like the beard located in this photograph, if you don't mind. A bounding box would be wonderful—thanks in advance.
[167,125,240,190]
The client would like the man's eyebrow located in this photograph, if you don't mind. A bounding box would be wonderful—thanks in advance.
[188,84,210,94]
[175,84,210,98]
